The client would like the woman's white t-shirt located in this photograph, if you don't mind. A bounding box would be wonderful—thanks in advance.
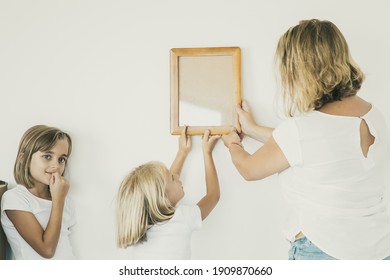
[273,106,390,259]
[1,185,76,259]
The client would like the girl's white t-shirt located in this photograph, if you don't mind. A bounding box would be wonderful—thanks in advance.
[1,184,76,259]
[273,106,390,259]
[125,204,202,259]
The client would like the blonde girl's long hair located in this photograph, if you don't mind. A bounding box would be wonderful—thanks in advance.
[275,19,364,116]
[14,125,72,188]
[116,161,175,248]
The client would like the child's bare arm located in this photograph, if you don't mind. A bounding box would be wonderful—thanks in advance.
[170,126,191,176]
[5,172,69,258]
[197,130,221,220]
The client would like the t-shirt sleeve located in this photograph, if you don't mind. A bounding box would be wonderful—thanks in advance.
[177,205,202,232]
[272,118,302,167]
[1,189,31,213]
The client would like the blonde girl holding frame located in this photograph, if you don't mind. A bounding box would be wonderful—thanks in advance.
[117,127,220,259]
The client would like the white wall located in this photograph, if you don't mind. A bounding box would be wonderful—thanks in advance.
[1,0,389,259]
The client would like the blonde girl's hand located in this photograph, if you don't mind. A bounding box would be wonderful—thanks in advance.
[222,130,241,148]
[49,172,70,202]
[202,130,221,154]
[178,125,191,155]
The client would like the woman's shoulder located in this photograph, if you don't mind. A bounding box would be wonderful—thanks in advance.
[317,95,372,117]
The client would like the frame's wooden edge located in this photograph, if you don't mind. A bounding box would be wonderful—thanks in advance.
[171,126,236,136]
[170,46,241,56]
[233,47,242,134]
[170,49,179,134]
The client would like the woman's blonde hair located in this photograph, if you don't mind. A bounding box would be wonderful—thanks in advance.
[116,161,175,248]
[14,125,72,188]
[275,19,364,116]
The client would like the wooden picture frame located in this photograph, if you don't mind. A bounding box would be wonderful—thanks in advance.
[170,47,242,135]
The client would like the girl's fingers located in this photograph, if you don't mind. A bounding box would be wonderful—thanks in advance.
[203,130,210,141]
[50,172,60,186]
[182,125,188,136]
[50,174,55,186]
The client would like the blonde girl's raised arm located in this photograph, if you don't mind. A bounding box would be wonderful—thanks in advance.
[197,130,221,220]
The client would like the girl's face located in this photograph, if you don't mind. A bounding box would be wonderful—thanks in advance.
[164,170,184,206]
[29,139,69,188]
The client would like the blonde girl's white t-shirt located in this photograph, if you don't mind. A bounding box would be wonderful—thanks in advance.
[126,204,202,259]
[0,185,76,259]
[273,106,390,259]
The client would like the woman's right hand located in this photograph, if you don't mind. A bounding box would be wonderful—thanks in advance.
[237,100,274,143]
[237,100,258,139]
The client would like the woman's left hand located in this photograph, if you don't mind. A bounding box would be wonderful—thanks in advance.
[222,130,241,148]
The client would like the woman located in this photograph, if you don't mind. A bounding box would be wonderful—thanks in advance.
[222,19,390,260]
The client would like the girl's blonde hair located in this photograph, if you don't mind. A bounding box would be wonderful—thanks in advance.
[14,125,72,188]
[116,161,175,248]
[275,19,364,116]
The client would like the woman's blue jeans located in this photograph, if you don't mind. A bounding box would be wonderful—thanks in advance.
[288,237,390,260]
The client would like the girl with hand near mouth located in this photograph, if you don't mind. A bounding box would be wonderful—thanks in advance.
[1,125,75,259]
